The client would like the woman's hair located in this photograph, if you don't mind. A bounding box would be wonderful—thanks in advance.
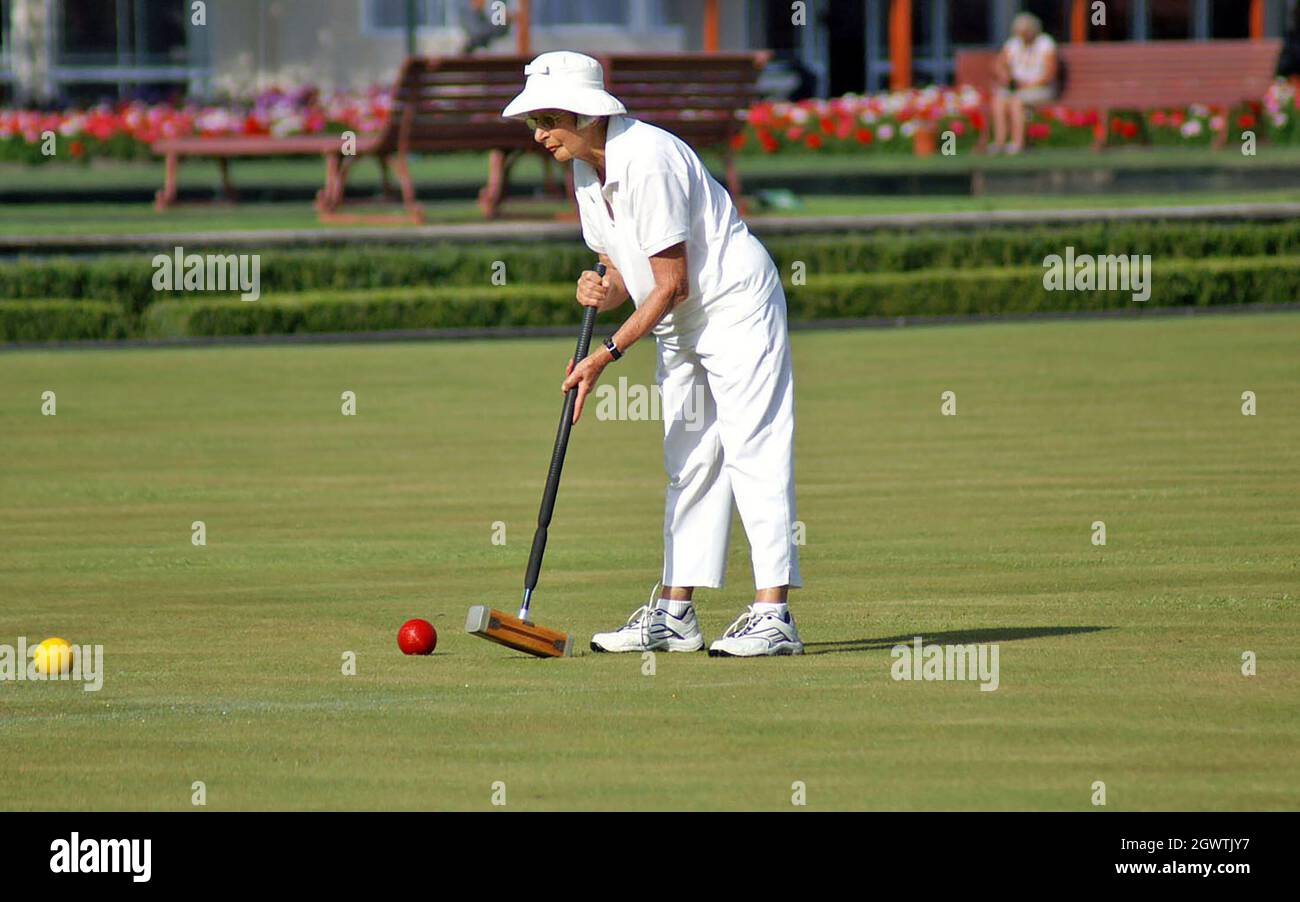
[1012,12,1043,36]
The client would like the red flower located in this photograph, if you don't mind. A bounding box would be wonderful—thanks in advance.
[1027,122,1051,141]
[69,139,85,158]
[1238,113,1257,129]
[818,116,835,134]
[1151,110,1167,126]
[731,132,747,150]
[805,133,823,150]
[854,127,874,145]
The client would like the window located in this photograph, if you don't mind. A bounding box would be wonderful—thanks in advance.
[532,0,632,26]
[1022,0,1069,42]
[1211,0,1251,38]
[0,0,10,104]
[950,0,994,48]
[57,0,189,65]
[1150,0,1193,38]
[1,0,9,62]
[1089,0,1134,40]
[51,1,197,104]
[365,0,453,31]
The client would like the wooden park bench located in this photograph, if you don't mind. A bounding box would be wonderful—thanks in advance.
[151,52,768,223]
[954,39,1282,151]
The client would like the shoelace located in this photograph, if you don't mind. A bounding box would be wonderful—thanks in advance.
[621,581,663,647]
[721,605,762,638]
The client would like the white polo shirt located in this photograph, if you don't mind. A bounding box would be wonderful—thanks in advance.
[1004,33,1056,86]
[572,115,781,336]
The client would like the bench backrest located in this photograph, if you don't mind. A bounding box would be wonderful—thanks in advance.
[955,39,1281,109]
[381,52,768,153]
[601,52,770,147]
[381,55,537,153]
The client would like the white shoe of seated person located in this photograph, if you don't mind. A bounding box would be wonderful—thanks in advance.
[590,583,704,653]
[708,605,804,657]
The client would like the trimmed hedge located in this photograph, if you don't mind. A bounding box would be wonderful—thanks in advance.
[143,283,588,338]
[769,221,1300,280]
[0,300,131,342]
[132,255,1300,340]
[792,256,1300,319]
[5,221,1300,311]
[0,245,595,314]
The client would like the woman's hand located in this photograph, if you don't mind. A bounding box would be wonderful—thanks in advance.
[576,269,610,310]
[561,352,609,424]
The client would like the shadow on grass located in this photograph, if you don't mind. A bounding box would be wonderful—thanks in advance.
[805,626,1109,656]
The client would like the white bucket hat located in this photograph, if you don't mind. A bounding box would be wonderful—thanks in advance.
[501,51,627,120]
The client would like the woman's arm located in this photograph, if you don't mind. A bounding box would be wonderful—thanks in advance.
[597,254,630,310]
[1034,48,1058,88]
[561,244,689,424]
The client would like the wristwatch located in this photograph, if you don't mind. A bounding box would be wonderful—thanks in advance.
[603,337,623,361]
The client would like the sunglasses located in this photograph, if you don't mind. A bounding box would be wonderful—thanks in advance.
[525,113,567,132]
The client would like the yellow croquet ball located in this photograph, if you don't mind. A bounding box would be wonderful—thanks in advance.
[33,637,73,676]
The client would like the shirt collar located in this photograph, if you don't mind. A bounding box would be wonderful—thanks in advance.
[576,115,631,199]
[602,114,631,189]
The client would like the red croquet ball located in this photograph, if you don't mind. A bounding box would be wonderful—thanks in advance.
[397,618,437,655]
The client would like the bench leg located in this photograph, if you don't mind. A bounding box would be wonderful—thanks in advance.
[394,151,423,223]
[479,148,524,219]
[1212,119,1230,151]
[725,147,748,215]
[316,152,343,212]
[155,152,179,211]
[217,158,238,203]
[1092,108,1109,152]
[377,154,398,200]
[975,103,990,153]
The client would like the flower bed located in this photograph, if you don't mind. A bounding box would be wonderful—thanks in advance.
[733,86,986,155]
[0,86,390,165]
[3,79,1300,165]
[734,84,1294,154]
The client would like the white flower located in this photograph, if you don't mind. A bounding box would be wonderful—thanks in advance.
[877,123,895,141]
[1180,119,1202,138]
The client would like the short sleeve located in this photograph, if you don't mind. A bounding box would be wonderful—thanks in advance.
[628,168,690,257]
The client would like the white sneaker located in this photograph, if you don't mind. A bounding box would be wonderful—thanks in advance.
[708,606,804,657]
[590,584,704,653]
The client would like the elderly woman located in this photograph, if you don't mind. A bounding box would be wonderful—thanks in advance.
[990,13,1059,155]
[501,51,804,657]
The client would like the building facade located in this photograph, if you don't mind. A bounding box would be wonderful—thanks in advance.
[0,0,1296,105]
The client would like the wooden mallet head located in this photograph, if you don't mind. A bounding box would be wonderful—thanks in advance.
[465,606,573,658]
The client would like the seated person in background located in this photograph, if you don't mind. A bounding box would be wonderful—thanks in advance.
[990,13,1058,155]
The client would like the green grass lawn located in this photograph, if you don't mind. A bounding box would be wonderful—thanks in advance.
[7,145,1300,194]
[1,314,1297,810]
[8,188,1300,238]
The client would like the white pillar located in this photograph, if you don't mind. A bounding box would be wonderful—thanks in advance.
[10,0,53,103]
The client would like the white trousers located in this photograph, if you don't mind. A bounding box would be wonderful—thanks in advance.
[656,288,802,590]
